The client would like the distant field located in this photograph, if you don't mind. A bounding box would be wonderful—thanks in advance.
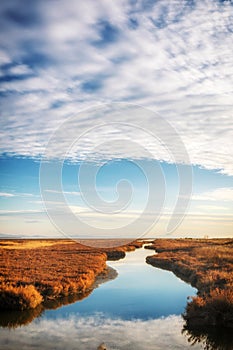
[0,239,73,250]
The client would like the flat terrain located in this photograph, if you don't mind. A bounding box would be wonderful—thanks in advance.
[146,238,233,328]
[1,237,232,332]
[0,239,143,311]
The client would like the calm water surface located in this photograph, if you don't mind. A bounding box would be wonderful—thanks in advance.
[0,246,205,349]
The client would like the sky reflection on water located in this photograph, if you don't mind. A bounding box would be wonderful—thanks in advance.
[0,314,203,350]
[44,247,196,320]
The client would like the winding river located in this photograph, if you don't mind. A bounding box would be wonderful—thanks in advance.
[0,246,205,350]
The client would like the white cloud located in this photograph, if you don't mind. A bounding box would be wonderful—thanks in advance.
[196,204,229,211]
[0,0,233,174]
[45,189,80,196]
[193,187,233,201]
[0,192,16,197]
[0,209,43,215]
[9,64,32,75]
[0,192,36,198]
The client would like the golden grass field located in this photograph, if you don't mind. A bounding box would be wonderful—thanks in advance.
[0,239,143,311]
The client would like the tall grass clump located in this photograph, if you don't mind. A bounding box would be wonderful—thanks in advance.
[0,284,43,310]
[183,288,233,328]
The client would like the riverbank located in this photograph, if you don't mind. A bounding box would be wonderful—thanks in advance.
[146,238,233,328]
[0,239,143,311]
[0,265,119,329]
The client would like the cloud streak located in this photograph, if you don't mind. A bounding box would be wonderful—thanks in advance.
[193,187,233,201]
[0,191,36,198]
[0,192,16,197]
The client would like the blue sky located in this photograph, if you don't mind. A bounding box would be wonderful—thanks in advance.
[0,0,233,238]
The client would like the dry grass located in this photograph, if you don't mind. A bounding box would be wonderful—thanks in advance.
[0,285,43,310]
[184,288,233,328]
[0,241,106,310]
[0,239,72,250]
[146,238,233,328]
[0,268,118,328]
[0,239,142,310]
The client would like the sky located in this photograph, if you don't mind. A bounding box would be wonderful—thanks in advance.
[0,0,233,239]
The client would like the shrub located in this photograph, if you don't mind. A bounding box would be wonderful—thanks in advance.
[183,288,233,327]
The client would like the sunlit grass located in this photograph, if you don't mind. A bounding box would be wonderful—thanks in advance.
[0,239,143,310]
[0,239,72,250]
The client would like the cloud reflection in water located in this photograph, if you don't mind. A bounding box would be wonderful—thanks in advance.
[0,313,203,350]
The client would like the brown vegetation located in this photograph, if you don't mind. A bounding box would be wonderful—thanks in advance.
[145,239,233,328]
[0,239,142,311]
[0,266,117,328]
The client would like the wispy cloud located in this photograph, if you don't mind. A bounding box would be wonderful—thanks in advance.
[45,189,80,196]
[0,0,233,175]
[196,204,229,211]
[0,192,16,197]
[193,187,233,201]
[0,209,44,215]
[0,191,36,198]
